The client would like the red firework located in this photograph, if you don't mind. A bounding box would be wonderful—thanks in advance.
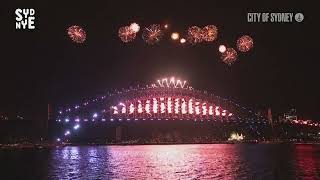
[118,26,136,43]
[187,26,203,44]
[236,35,253,52]
[67,25,86,43]
[142,24,163,45]
[221,48,238,65]
[202,25,218,42]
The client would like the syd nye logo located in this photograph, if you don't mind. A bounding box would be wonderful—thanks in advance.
[15,8,35,30]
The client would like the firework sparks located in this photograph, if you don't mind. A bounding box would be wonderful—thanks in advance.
[142,24,163,45]
[221,48,238,65]
[219,45,226,53]
[171,32,179,40]
[180,38,186,44]
[202,25,218,42]
[187,26,203,44]
[129,23,140,33]
[67,25,86,43]
[236,35,253,52]
[118,26,136,43]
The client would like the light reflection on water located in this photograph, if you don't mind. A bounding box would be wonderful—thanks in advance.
[294,145,320,179]
[45,144,320,179]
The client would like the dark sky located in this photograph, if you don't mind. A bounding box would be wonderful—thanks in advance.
[2,1,318,122]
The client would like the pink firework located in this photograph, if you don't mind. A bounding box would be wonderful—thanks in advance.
[187,26,203,44]
[142,24,163,45]
[118,26,136,43]
[236,35,253,52]
[202,25,218,42]
[221,48,238,65]
[67,25,86,43]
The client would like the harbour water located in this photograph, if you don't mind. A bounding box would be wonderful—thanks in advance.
[1,144,320,179]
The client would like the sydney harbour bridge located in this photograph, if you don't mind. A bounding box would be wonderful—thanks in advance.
[52,78,320,143]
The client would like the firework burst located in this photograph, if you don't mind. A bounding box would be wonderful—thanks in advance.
[142,24,163,45]
[129,23,140,33]
[171,32,179,40]
[67,25,86,43]
[187,26,203,44]
[118,26,136,43]
[221,48,238,65]
[202,25,218,42]
[236,35,253,52]
[219,45,226,53]
[180,38,186,44]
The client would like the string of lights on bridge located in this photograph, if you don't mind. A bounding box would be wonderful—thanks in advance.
[66,22,254,66]
[56,115,320,143]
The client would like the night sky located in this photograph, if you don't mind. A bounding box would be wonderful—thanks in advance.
[2,1,318,123]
